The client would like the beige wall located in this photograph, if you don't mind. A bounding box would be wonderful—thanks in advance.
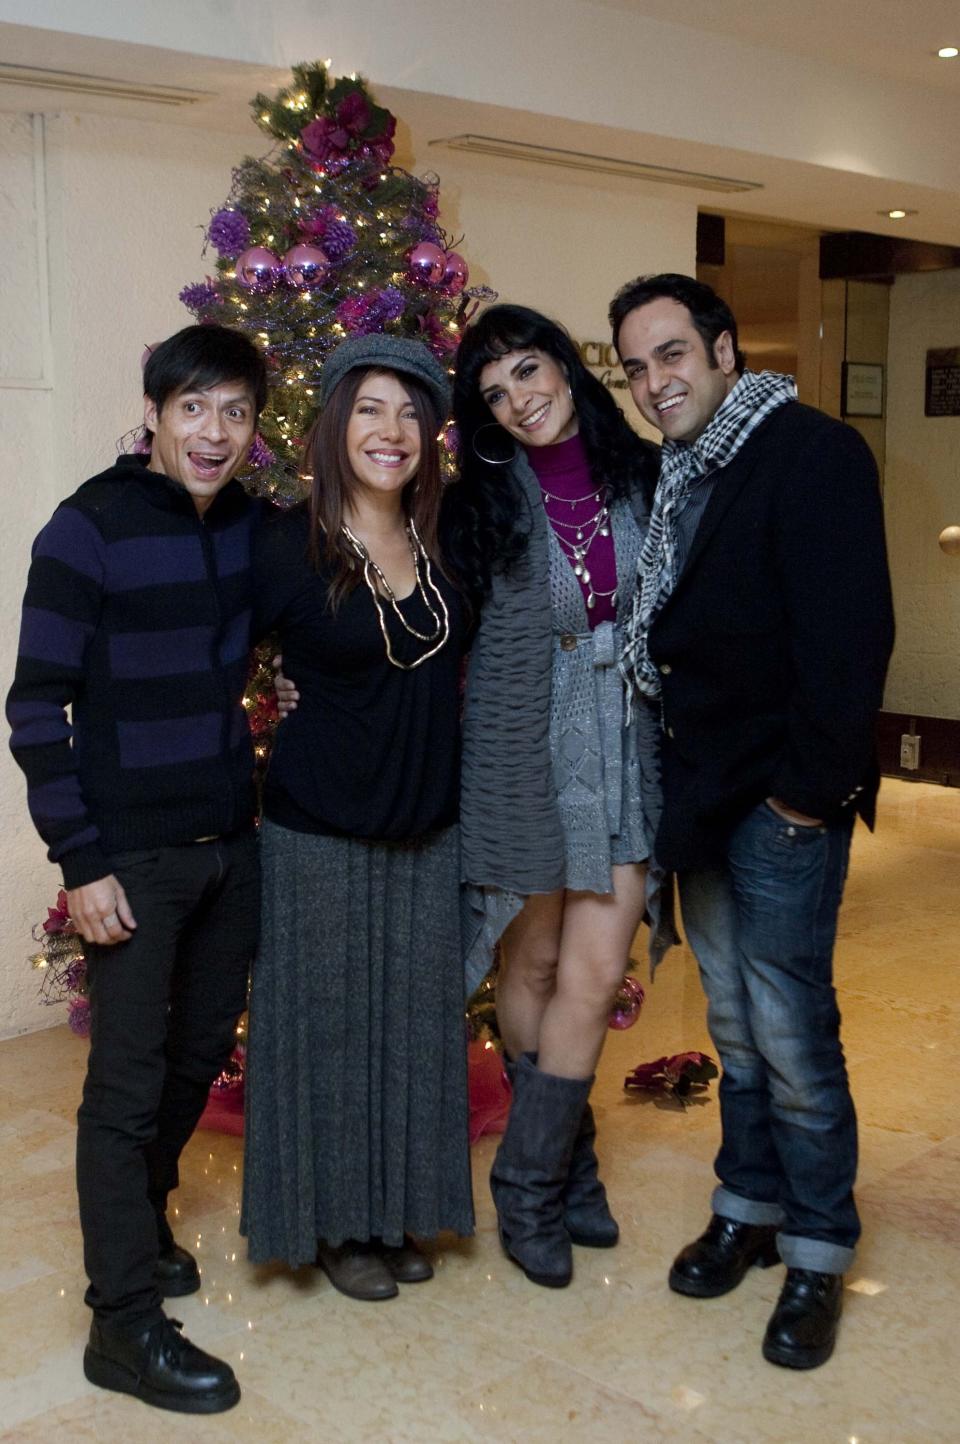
[0,102,695,1038]
[883,269,960,719]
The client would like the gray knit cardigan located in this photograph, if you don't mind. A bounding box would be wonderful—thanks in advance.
[460,450,652,894]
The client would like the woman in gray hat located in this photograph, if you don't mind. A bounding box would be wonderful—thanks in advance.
[241,334,474,1298]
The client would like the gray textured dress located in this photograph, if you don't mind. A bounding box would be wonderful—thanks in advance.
[242,821,474,1265]
[240,509,474,1268]
[460,451,671,995]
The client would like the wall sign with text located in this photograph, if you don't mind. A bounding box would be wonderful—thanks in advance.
[842,361,884,418]
[576,340,628,391]
[925,347,960,417]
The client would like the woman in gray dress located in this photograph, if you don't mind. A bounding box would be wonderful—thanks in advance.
[241,335,474,1301]
[447,304,669,1289]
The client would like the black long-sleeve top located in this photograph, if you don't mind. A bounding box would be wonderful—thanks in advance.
[254,504,466,842]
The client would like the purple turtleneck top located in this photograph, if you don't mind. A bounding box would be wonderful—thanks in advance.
[526,432,617,628]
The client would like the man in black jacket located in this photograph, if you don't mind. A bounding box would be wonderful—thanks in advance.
[610,274,894,1370]
[7,325,267,1413]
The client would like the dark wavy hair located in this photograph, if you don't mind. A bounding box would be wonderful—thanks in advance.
[446,304,658,599]
[304,366,444,611]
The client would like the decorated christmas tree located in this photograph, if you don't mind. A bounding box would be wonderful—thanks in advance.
[178,61,476,507]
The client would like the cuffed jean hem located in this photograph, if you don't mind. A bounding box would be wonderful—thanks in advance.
[712,1185,784,1228]
[777,1233,854,1274]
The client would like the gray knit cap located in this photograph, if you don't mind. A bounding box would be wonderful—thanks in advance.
[319,333,451,425]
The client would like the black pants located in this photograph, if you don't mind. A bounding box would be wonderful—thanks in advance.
[76,831,259,1332]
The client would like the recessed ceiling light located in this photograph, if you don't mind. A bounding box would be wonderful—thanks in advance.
[879,208,917,219]
[937,46,958,58]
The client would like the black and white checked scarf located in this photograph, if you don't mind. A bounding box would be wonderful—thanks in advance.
[621,369,797,699]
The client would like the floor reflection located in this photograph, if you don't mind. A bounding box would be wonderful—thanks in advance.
[0,779,956,1441]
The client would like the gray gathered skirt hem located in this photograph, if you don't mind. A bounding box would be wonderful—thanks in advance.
[242,819,475,1268]
[462,861,675,1000]
[463,694,677,998]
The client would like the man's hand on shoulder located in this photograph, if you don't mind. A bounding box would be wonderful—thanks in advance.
[67,876,137,946]
[766,797,824,827]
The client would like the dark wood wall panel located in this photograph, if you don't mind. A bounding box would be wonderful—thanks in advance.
[877,711,960,787]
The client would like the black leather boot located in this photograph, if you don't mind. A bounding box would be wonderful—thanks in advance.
[503,1055,618,1249]
[669,1214,779,1297]
[155,1207,200,1297]
[490,1054,589,1288]
[83,1315,240,1413]
[156,1244,201,1298]
[762,1268,843,1369]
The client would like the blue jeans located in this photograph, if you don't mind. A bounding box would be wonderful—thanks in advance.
[678,801,858,1274]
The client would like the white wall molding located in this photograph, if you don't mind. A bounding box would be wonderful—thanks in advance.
[0,111,53,390]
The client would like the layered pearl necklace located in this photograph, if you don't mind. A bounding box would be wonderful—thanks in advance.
[341,518,450,670]
[539,484,616,612]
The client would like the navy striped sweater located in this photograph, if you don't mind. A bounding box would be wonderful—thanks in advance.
[6,455,259,889]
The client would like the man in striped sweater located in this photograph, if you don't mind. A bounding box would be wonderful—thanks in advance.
[7,325,268,1415]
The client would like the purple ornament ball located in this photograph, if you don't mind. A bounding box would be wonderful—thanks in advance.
[283,243,330,289]
[441,250,469,296]
[408,241,445,287]
[608,974,646,1030]
[235,247,282,293]
[68,996,92,1038]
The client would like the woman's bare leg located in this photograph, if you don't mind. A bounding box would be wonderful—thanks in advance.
[494,891,564,1061]
[536,863,648,1080]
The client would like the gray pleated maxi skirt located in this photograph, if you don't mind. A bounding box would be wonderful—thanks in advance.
[241,819,475,1267]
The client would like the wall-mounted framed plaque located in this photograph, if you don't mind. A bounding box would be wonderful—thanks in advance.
[925,347,960,417]
[842,361,884,418]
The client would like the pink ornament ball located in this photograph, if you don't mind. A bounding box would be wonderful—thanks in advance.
[234,246,282,292]
[442,250,469,296]
[408,241,445,286]
[283,243,329,289]
[608,973,646,1030]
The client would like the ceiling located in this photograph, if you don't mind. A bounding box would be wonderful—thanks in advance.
[0,10,958,245]
[596,0,960,90]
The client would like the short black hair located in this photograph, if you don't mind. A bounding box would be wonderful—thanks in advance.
[609,273,745,373]
[143,324,268,421]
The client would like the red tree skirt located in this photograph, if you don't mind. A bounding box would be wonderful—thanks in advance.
[196,1039,512,1143]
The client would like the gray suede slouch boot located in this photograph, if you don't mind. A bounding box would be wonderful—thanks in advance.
[562,1099,620,1247]
[490,1053,591,1287]
[502,1054,619,1249]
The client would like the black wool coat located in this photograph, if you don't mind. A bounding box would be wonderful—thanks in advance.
[648,401,895,872]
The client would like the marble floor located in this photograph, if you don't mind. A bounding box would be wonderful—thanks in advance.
[0,778,957,1443]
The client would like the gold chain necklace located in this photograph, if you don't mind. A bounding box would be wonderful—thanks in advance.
[341,518,450,670]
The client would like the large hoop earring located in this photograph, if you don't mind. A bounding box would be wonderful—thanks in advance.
[472,423,519,466]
